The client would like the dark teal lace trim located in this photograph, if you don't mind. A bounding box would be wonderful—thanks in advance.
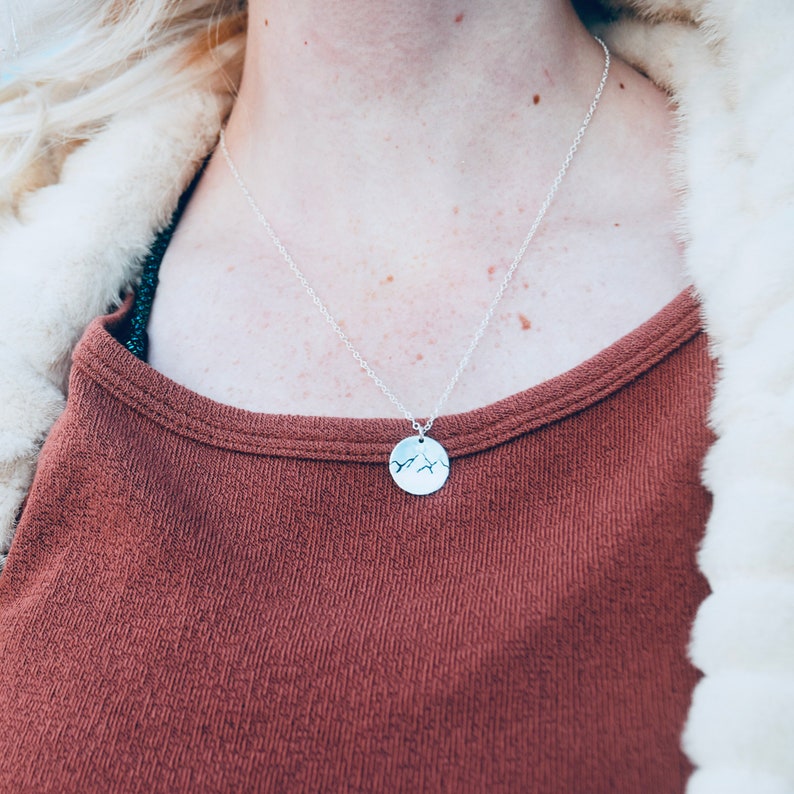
[124,161,207,361]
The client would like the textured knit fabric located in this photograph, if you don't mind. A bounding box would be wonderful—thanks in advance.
[0,290,712,793]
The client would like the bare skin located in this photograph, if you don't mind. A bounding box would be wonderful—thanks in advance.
[147,0,686,419]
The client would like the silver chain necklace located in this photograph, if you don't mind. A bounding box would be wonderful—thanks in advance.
[219,38,610,495]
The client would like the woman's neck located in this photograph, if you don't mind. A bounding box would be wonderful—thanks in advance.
[224,0,605,210]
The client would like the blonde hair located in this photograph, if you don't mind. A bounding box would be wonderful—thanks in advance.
[0,0,246,215]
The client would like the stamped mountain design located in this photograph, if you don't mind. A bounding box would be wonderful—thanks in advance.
[390,452,450,475]
[389,436,450,495]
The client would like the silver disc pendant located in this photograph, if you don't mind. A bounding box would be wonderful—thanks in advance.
[389,436,450,495]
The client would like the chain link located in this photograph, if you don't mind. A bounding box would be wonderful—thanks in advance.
[220,38,609,437]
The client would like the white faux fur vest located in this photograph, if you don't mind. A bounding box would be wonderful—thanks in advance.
[1,1,792,791]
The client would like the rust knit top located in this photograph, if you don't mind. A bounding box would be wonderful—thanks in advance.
[0,291,712,793]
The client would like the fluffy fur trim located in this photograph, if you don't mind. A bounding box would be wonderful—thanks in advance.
[661,1,794,791]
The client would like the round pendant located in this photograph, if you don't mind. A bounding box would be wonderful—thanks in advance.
[389,435,450,495]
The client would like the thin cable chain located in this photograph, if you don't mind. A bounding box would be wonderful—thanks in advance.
[220,38,609,438]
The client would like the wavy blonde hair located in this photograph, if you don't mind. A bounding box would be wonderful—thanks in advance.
[0,0,246,215]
